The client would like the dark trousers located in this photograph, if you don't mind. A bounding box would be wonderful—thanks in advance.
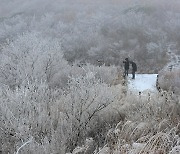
[132,70,136,79]
[124,69,128,77]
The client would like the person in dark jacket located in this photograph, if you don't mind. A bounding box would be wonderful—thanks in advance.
[123,58,129,77]
[130,61,137,79]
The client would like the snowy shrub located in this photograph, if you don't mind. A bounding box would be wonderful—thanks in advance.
[71,138,95,154]
[158,68,180,94]
[169,146,180,154]
[61,71,121,151]
[76,91,179,154]
[0,31,69,88]
[1,0,180,153]
[0,68,122,153]
[0,80,67,153]
[77,63,120,85]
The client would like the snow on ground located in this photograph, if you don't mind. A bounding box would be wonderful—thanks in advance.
[128,74,158,93]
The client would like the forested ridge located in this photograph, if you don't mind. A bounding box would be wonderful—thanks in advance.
[0,0,180,153]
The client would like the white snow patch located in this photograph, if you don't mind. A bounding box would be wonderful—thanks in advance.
[128,74,158,92]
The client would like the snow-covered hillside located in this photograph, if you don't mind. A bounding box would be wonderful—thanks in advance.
[128,74,158,93]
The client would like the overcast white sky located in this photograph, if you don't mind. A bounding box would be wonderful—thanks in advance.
[1,0,179,18]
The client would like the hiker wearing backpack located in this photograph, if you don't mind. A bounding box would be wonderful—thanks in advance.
[130,61,137,79]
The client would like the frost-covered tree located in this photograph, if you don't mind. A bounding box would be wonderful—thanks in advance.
[1,0,180,73]
[0,31,69,88]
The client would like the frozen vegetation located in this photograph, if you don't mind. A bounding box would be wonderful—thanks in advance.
[0,0,180,153]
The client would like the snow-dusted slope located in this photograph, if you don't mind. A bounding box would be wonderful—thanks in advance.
[128,74,158,92]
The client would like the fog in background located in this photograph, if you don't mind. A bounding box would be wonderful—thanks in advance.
[1,0,180,72]
[1,0,180,17]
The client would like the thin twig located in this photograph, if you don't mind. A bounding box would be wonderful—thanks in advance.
[16,137,33,154]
